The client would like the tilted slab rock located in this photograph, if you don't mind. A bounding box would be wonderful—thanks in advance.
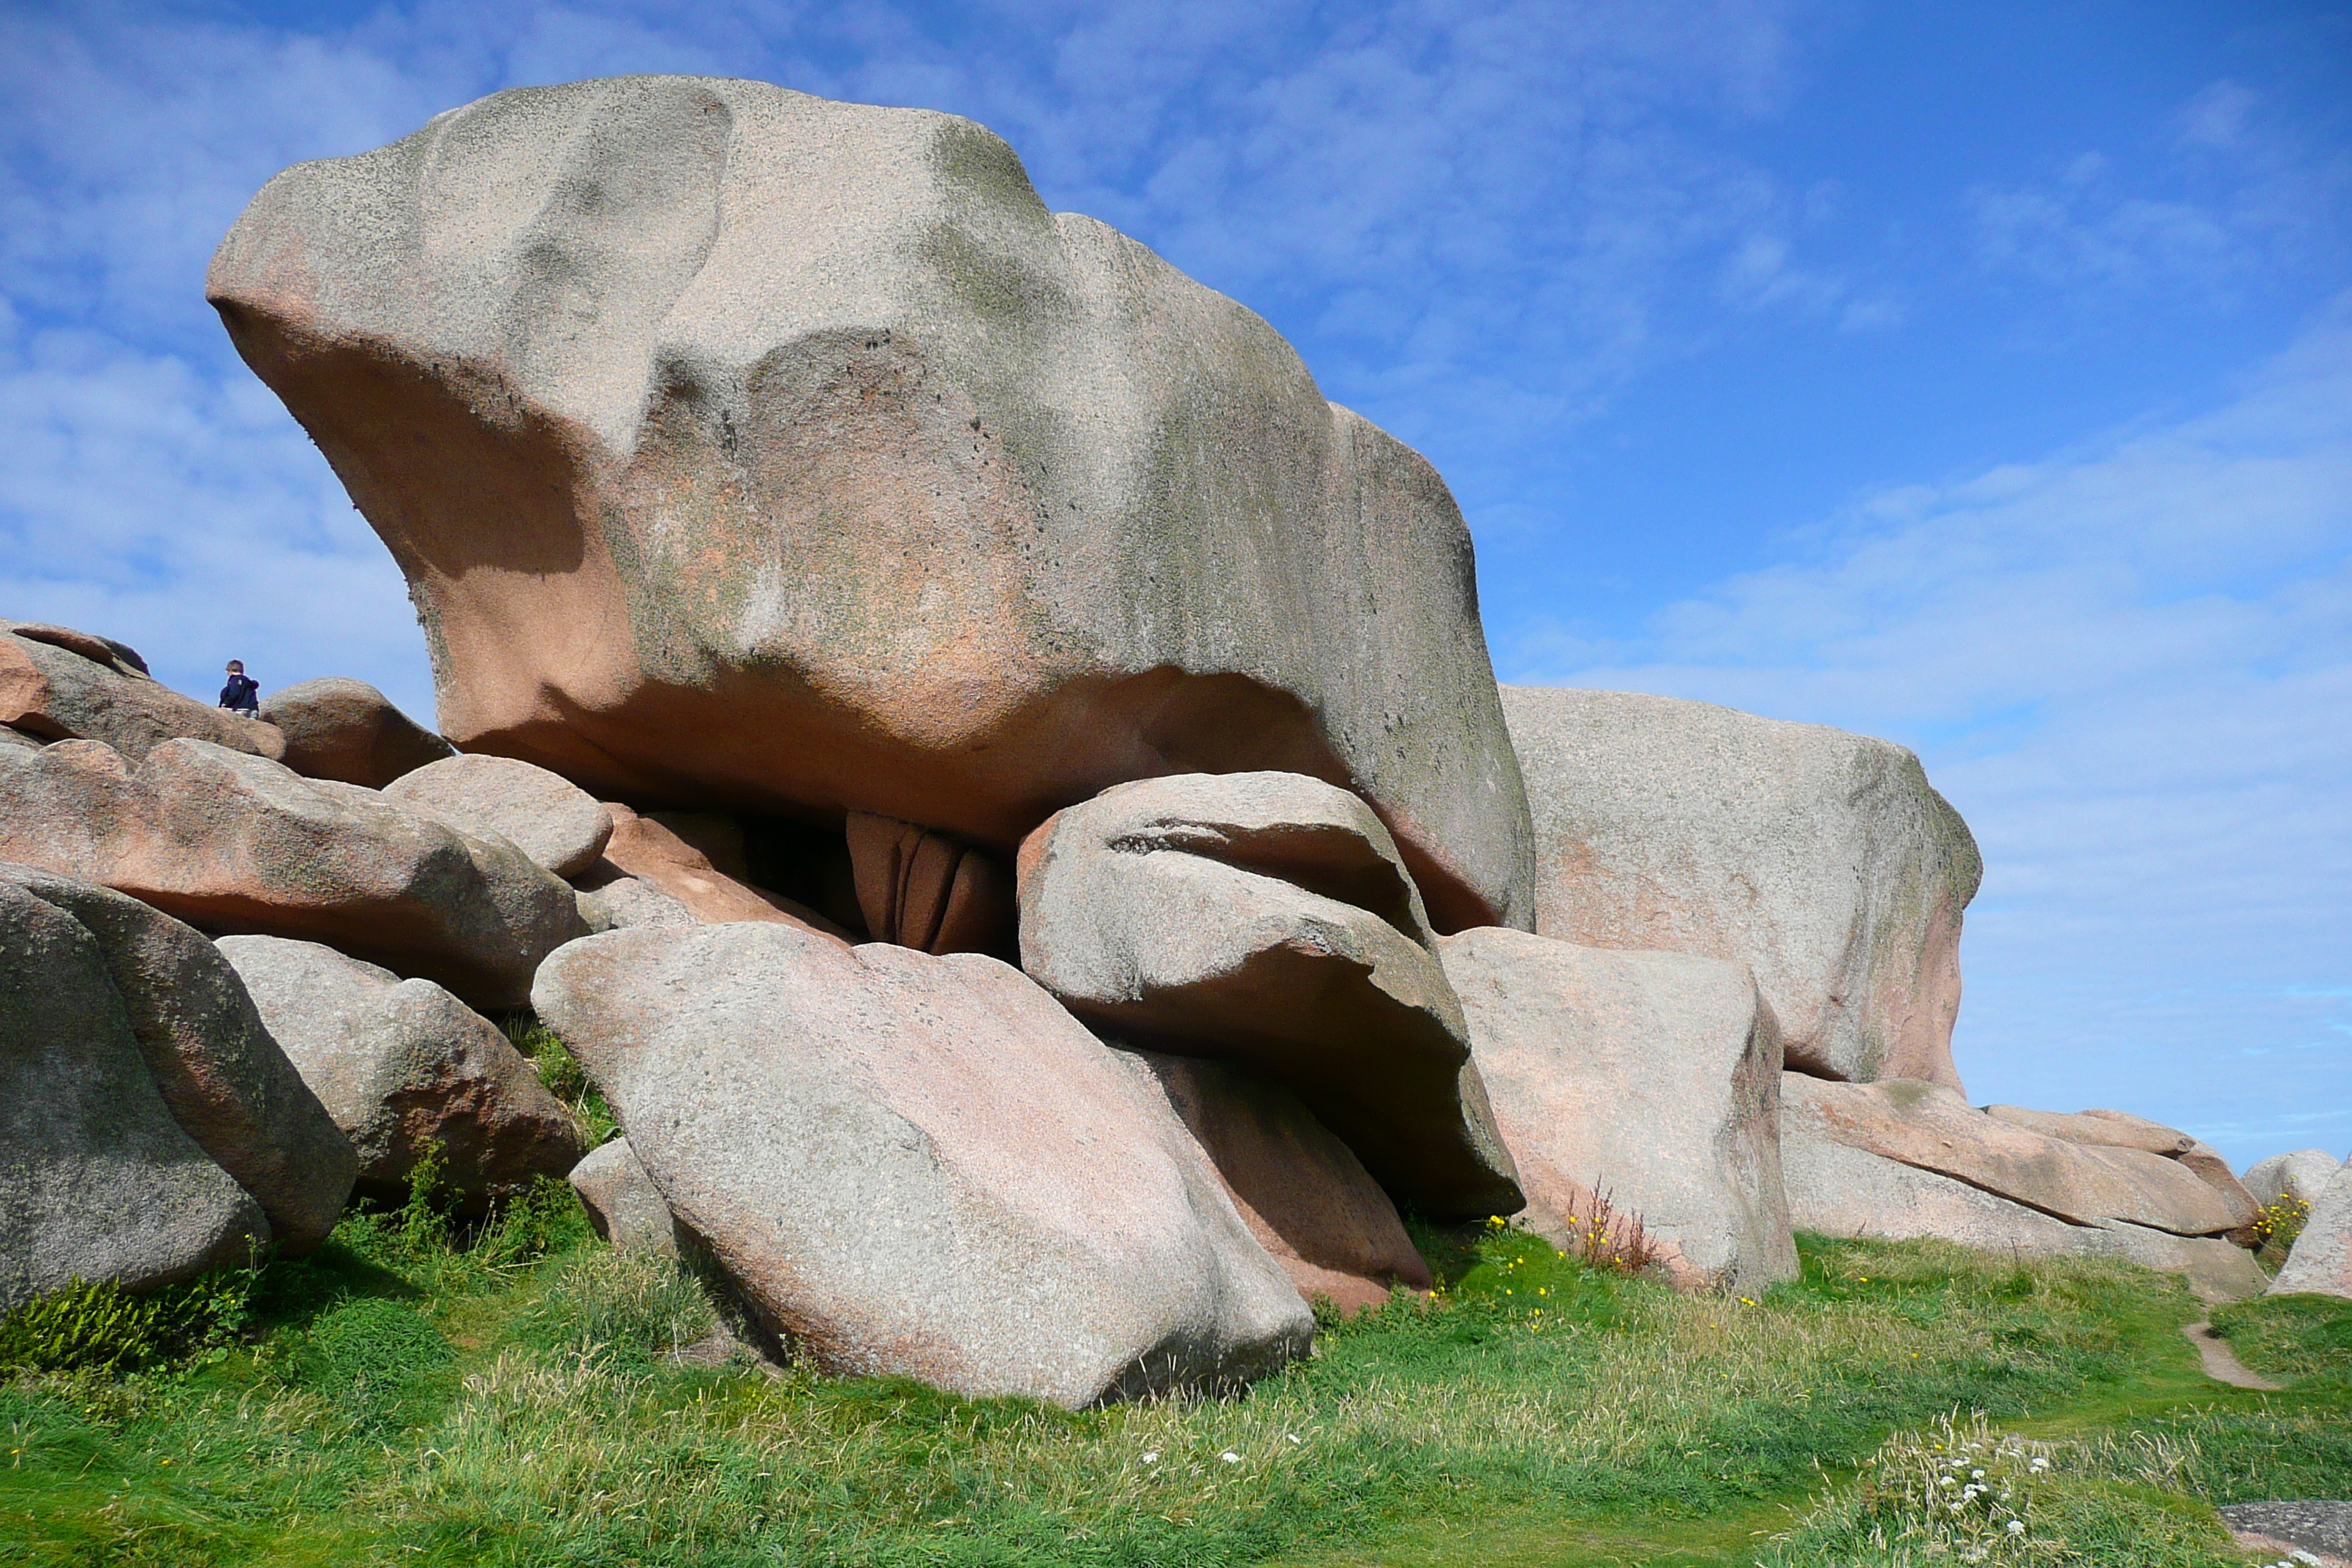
[219,935,582,1207]
[1782,1122,2269,1302]
[385,753,614,879]
[2247,1148,2345,1211]
[1985,1104,2258,1236]
[578,804,848,939]
[1783,1076,2243,1237]
[1439,927,1796,1292]
[2269,1160,2352,1300]
[1,864,353,1253]
[848,812,1013,956]
[1128,1049,1431,1315]
[533,922,1311,1407]
[260,676,455,788]
[206,75,1533,934]
[1017,772,1521,1221]
[2,627,285,764]
[1503,687,1980,1088]
[0,738,585,1009]
[568,1137,682,1260]
[1,619,151,676]
[1,881,267,1311]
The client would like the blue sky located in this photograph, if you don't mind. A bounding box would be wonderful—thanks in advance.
[2,0,2347,1167]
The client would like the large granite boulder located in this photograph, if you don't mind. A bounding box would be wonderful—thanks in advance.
[2,624,285,764]
[1983,1103,2258,1238]
[205,75,1533,934]
[1502,687,1980,1088]
[1128,1050,1431,1314]
[1,864,354,1253]
[0,737,586,1008]
[2247,1148,2345,1212]
[219,935,584,1207]
[1,881,267,1311]
[1439,927,1796,1292]
[2269,1159,2352,1300]
[385,753,614,879]
[533,922,1311,1407]
[1017,771,1521,1221]
[260,676,455,787]
[1782,1076,2267,1300]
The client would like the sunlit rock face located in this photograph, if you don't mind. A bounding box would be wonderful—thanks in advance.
[206,75,1534,934]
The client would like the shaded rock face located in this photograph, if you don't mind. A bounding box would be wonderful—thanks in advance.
[385,753,614,879]
[206,75,1533,934]
[1439,927,1796,1293]
[1,881,267,1312]
[1128,1049,1431,1314]
[1502,687,1981,1089]
[533,922,1312,1408]
[2270,1160,2352,1300]
[848,812,1013,956]
[219,935,584,1206]
[2247,1149,2345,1212]
[1017,771,1521,1221]
[580,804,848,939]
[3,626,285,764]
[0,737,586,1008]
[260,676,454,788]
[1,864,354,1254]
[1781,1075,2268,1300]
[568,1137,681,1259]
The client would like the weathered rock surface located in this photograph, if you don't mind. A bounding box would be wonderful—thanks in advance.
[219,935,583,1206]
[1,864,353,1254]
[533,922,1311,1407]
[1128,1049,1431,1314]
[260,676,455,787]
[568,1137,681,1259]
[1502,687,1980,1088]
[1439,927,1796,1292]
[581,804,848,938]
[1782,1075,2267,1298]
[0,725,40,766]
[0,737,586,1008]
[1984,1104,2258,1236]
[2247,1148,2345,1212]
[207,75,1534,933]
[848,812,1013,955]
[2,626,285,764]
[1,881,267,1311]
[385,753,614,879]
[2270,1159,2352,1300]
[1781,1122,2269,1301]
[1017,772,1521,1221]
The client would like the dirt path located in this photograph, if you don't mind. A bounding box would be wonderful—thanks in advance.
[2181,1319,2283,1391]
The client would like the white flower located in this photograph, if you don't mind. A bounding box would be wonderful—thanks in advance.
[2007,1520,2025,1536]
[1971,1469,1985,1480]
[1286,1434,1301,1444]
[1220,1451,1240,1464]
[1141,1452,1158,1465]
[1940,1476,1958,1487]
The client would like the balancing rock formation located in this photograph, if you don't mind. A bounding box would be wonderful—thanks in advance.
[205,73,1534,935]
[0,74,2288,1398]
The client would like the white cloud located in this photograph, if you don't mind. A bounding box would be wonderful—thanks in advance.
[1503,300,2352,1163]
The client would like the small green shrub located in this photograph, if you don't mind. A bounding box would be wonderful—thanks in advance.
[502,1009,619,1147]
[2211,1290,2352,1387]
[0,1266,259,1376]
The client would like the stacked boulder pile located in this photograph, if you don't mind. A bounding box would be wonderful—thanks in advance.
[2,76,2329,1407]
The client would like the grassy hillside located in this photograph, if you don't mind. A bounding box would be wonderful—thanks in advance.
[4,1177,2345,1567]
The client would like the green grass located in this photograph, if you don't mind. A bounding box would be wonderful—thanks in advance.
[3,1209,2345,1567]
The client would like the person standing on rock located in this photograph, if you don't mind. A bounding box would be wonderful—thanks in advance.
[219,660,260,715]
